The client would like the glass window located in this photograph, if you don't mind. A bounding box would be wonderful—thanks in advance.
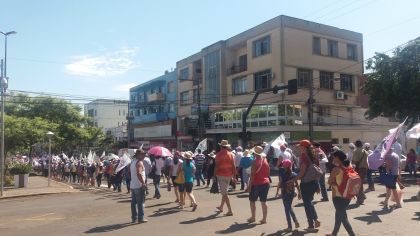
[179,67,189,80]
[180,91,189,105]
[259,121,267,127]
[268,105,277,117]
[327,40,338,57]
[313,37,321,55]
[347,44,357,60]
[254,69,272,90]
[340,74,354,92]
[278,105,285,116]
[278,119,286,126]
[258,106,267,118]
[286,105,294,116]
[297,69,311,88]
[320,71,334,90]
[249,107,258,119]
[169,104,175,112]
[239,54,248,71]
[268,120,277,126]
[253,36,271,57]
[343,138,350,144]
[317,106,331,117]
[294,105,302,117]
[232,76,247,95]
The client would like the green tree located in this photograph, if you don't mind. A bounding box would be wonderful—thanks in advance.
[363,38,420,127]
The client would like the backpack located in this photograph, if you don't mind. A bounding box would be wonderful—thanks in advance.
[337,166,362,200]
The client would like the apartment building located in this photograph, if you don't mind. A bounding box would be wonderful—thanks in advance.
[128,71,177,149]
[176,15,396,150]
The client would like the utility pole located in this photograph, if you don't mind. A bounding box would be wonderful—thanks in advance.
[196,75,202,140]
[308,77,314,142]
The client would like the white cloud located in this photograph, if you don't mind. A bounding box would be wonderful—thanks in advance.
[115,83,136,92]
[65,47,139,77]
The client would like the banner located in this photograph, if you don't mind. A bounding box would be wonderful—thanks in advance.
[195,138,207,154]
[406,123,420,139]
[115,153,132,173]
[381,119,406,157]
[87,150,94,165]
[264,134,287,157]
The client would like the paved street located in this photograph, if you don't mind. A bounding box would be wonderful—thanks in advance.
[0,176,419,236]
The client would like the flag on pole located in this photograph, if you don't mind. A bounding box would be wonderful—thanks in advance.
[406,123,420,139]
[115,152,132,173]
[195,138,207,154]
[87,150,94,165]
[100,151,106,158]
[263,134,287,157]
[381,118,407,157]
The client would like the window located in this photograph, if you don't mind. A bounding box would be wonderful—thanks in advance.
[320,71,334,89]
[317,106,331,117]
[297,69,311,88]
[313,37,321,55]
[332,138,339,144]
[94,110,97,116]
[343,138,350,144]
[239,54,247,71]
[192,89,199,103]
[232,77,247,95]
[167,81,174,93]
[180,91,189,105]
[179,67,189,80]
[123,110,126,116]
[169,104,175,113]
[347,44,357,60]
[340,74,354,92]
[254,69,272,90]
[253,36,271,57]
[327,40,338,57]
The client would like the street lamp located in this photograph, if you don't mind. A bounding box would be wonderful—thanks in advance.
[0,30,16,197]
[46,131,54,187]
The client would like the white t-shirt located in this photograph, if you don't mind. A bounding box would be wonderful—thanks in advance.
[143,157,151,175]
[154,158,165,175]
[234,152,243,167]
[278,150,291,161]
[171,159,183,177]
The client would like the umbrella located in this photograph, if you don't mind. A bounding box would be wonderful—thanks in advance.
[406,123,420,139]
[148,146,172,157]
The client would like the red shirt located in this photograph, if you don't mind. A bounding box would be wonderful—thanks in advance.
[252,157,270,185]
[407,153,416,164]
[215,149,235,177]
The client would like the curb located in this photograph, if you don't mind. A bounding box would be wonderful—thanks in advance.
[0,191,77,201]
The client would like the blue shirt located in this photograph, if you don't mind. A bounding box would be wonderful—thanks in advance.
[239,156,254,169]
[183,161,195,183]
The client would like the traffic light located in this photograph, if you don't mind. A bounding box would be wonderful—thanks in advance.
[246,131,252,140]
[288,79,298,95]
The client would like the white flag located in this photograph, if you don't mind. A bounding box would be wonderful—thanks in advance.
[115,153,132,173]
[100,151,106,158]
[195,138,207,154]
[264,134,287,158]
[382,119,406,157]
[87,150,94,165]
[406,123,420,139]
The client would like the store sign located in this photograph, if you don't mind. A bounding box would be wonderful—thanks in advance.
[134,125,172,138]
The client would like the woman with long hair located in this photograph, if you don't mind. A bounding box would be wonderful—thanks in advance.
[179,152,198,211]
[326,150,356,236]
[290,140,321,233]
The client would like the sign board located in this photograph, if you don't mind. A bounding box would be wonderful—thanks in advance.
[134,125,172,138]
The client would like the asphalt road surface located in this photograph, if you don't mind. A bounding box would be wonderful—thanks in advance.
[0,178,419,236]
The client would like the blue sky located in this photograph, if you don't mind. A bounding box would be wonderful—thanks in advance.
[1,0,419,101]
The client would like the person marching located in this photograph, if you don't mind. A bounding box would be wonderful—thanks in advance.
[170,151,184,203]
[326,150,356,236]
[215,140,236,216]
[130,149,148,224]
[179,151,198,211]
[247,146,270,224]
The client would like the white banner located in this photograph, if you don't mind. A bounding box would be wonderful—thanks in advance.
[195,138,207,154]
[115,153,132,173]
[264,134,287,157]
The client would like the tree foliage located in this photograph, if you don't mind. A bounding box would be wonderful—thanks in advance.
[5,94,110,155]
[363,38,420,127]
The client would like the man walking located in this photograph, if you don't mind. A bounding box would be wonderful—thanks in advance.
[215,140,236,216]
[351,140,369,205]
[194,149,206,186]
[130,149,148,224]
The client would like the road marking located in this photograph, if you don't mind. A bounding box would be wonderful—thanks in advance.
[23,213,65,221]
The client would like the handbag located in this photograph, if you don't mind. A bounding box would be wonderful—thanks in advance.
[210,177,219,194]
[301,156,323,183]
[148,164,156,179]
[174,170,185,184]
[379,171,396,186]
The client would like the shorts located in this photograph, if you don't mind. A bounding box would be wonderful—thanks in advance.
[217,176,232,195]
[171,176,179,186]
[178,183,185,192]
[184,182,193,193]
[385,175,398,189]
[249,183,270,202]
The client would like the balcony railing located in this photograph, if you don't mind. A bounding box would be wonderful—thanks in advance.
[227,65,247,76]
[147,92,165,102]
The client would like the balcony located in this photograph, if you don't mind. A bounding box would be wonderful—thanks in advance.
[147,92,165,102]
[132,112,168,124]
[226,65,247,76]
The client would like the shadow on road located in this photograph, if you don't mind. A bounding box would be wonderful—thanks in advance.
[149,206,181,217]
[403,195,419,203]
[413,212,420,221]
[145,202,172,208]
[354,207,393,225]
[215,222,256,234]
[179,212,221,224]
[84,222,133,233]
[262,229,305,236]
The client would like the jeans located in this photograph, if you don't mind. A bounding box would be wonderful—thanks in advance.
[332,197,355,236]
[195,168,205,186]
[367,169,375,188]
[300,180,319,228]
[355,168,367,202]
[153,175,161,197]
[283,195,298,228]
[242,168,250,188]
[131,187,146,221]
[96,173,103,187]
[126,179,131,193]
[319,173,328,200]
[408,163,417,175]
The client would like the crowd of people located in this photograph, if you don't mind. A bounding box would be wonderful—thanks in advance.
[28,137,419,235]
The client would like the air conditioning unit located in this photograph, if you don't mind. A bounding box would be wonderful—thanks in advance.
[335,91,345,100]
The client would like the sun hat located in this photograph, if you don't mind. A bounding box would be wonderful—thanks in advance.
[252,146,267,157]
[219,140,231,147]
[332,146,340,151]
[282,159,292,169]
[298,139,311,148]
[183,151,193,160]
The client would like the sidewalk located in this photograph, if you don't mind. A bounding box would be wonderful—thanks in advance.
[0,176,78,199]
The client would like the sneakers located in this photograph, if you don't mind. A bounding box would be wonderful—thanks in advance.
[295,222,300,228]
[139,219,148,223]
[304,227,318,233]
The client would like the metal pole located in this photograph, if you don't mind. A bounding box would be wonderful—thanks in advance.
[308,77,314,142]
[197,76,202,140]
[0,64,3,197]
[48,138,51,187]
